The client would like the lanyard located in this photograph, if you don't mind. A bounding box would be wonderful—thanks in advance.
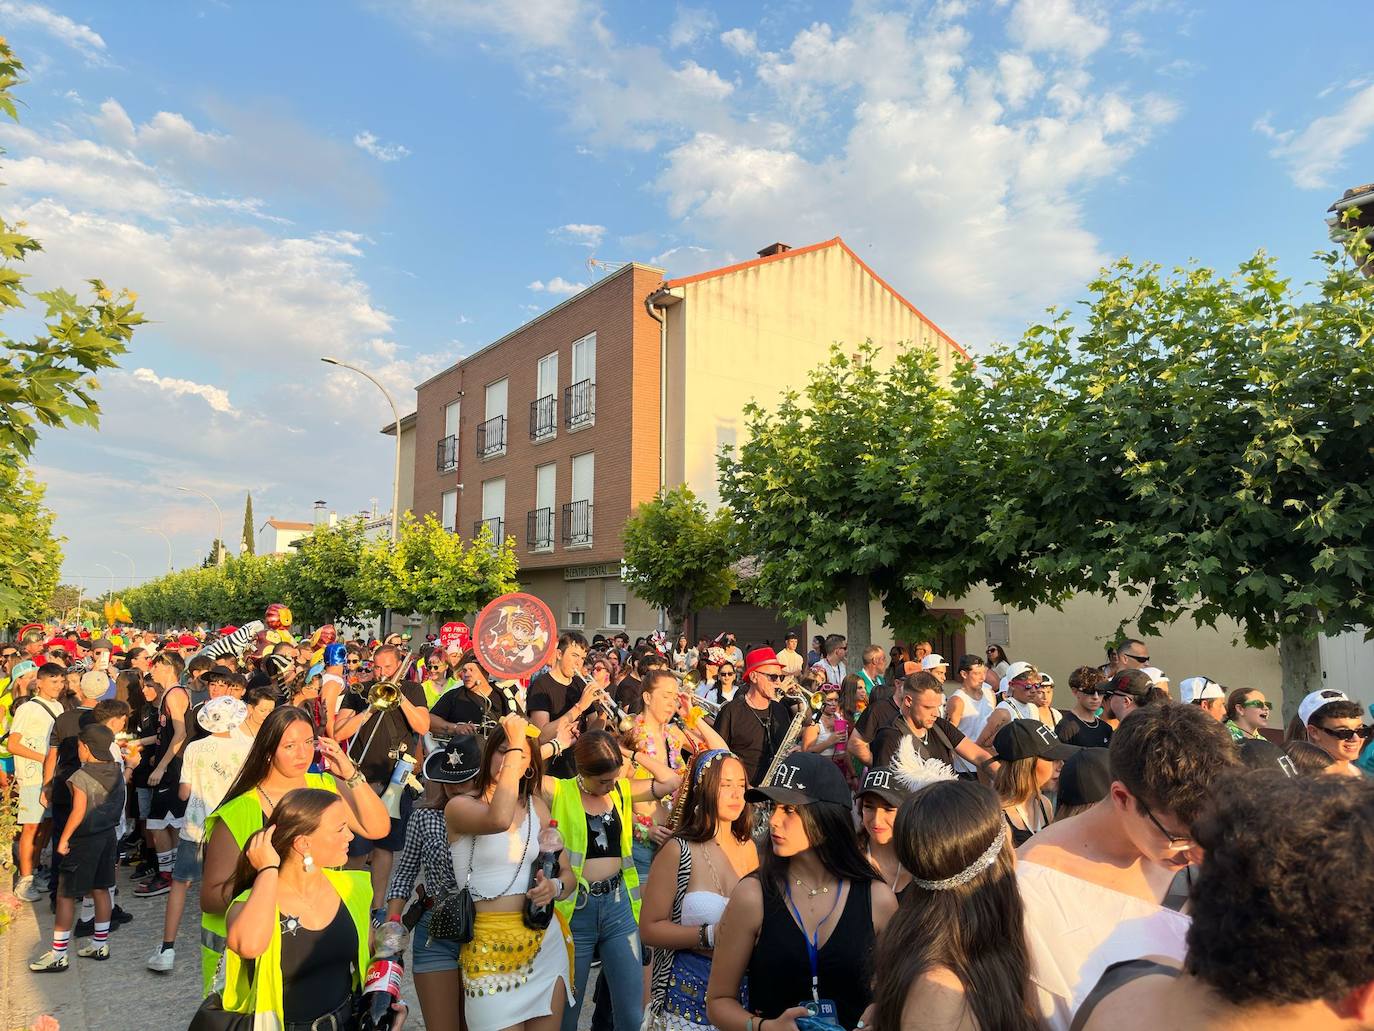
[784,880,844,1003]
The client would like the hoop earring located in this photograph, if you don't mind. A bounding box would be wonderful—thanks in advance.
[522,767,534,780]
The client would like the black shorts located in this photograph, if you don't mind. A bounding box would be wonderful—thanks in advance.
[147,779,188,829]
[346,781,411,856]
[59,832,117,898]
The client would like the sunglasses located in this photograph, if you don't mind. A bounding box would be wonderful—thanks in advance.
[1312,724,1372,742]
[347,658,362,665]
[1122,653,1149,662]
[1239,699,1271,711]
[719,671,736,678]
[757,672,788,683]
[1138,800,1193,851]
[1075,688,1104,697]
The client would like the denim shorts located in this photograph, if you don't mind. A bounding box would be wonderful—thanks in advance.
[173,837,202,882]
[411,908,463,974]
[135,786,152,819]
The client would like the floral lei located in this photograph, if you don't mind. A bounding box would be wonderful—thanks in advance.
[629,713,689,842]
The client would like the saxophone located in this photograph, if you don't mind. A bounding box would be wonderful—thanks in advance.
[752,687,825,836]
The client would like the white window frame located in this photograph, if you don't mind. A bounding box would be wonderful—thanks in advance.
[531,463,556,553]
[440,489,458,532]
[481,378,508,460]
[534,352,558,443]
[606,602,626,628]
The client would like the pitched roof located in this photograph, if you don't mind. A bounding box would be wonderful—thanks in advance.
[263,518,313,531]
[663,236,968,360]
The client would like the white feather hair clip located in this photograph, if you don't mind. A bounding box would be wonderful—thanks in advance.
[891,735,958,792]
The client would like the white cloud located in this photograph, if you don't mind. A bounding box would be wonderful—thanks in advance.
[1260,84,1374,189]
[669,6,717,49]
[551,223,606,248]
[720,28,757,56]
[672,60,734,100]
[0,1,107,61]
[353,130,412,162]
[527,276,587,295]
[399,0,593,50]
[130,368,237,415]
[1007,0,1110,61]
[998,53,1043,108]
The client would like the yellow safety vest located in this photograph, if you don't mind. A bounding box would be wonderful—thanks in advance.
[549,776,641,924]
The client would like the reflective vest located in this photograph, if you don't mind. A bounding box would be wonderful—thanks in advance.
[219,867,371,1030]
[549,776,641,924]
[199,772,338,994]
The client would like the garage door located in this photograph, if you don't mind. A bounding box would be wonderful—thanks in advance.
[694,603,799,652]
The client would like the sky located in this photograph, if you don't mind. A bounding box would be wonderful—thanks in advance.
[2,0,1371,594]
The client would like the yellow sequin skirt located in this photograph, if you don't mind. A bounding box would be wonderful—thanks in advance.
[461,910,574,1025]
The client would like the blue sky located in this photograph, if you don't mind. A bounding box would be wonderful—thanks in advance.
[2,0,1371,593]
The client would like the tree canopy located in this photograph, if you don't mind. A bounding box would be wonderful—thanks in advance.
[622,485,736,633]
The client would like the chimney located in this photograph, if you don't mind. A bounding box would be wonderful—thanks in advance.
[313,500,327,526]
[757,242,791,257]
[328,510,338,528]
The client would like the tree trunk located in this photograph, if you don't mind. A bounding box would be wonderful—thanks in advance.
[1278,629,1323,727]
[845,574,872,665]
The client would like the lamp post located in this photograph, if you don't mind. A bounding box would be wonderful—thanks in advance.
[143,527,173,573]
[320,357,401,543]
[94,562,116,599]
[113,550,136,590]
[176,486,225,566]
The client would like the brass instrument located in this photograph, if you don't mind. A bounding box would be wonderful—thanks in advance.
[600,691,635,734]
[753,683,826,836]
[348,654,416,763]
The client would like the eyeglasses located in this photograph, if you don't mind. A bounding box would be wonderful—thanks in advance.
[1239,699,1271,711]
[1312,724,1373,742]
[1138,800,1193,851]
[719,671,736,678]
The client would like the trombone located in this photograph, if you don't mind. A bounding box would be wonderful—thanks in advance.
[347,653,415,763]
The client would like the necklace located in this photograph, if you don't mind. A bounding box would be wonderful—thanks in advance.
[793,873,832,897]
[258,785,279,812]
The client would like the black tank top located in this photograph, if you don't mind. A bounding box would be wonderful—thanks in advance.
[155,686,188,774]
[747,877,874,1029]
[1070,958,1179,1031]
[1002,797,1051,847]
[279,901,357,1022]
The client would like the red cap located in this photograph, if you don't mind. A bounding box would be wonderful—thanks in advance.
[176,633,199,648]
[217,625,238,637]
[46,637,77,657]
[743,647,783,679]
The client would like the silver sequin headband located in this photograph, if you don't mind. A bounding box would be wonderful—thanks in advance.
[910,827,1007,891]
[692,749,734,786]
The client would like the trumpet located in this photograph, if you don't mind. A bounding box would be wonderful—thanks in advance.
[367,679,403,710]
[598,690,635,733]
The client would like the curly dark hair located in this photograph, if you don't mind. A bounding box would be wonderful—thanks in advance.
[1067,665,1105,694]
[1109,702,1236,825]
[1186,772,1374,1005]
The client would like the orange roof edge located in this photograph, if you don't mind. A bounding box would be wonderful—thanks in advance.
[662,235,970,362]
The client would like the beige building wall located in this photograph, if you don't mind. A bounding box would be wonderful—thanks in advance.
[662,238,966,508]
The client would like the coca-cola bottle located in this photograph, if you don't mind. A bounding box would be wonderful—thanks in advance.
[523,819,564,930]
[358,920,406,1031]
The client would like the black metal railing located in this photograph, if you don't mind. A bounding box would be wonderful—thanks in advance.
[526,507,553,550]
[436,434,458,472]
[476,415,507,459]
[529,395,557,440]
[562,499,592,546]
[564,379,595,429]
[474,517,504,542]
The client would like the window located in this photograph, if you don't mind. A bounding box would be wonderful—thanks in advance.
[567,581,586,629]
[437,399,460,471]
[440,489,458,532]
[476,477,505,543]
[606,603,626,627]
[531,352,558,441]
[568,610,586,627]
[479,378,507,459]
[566,333,596,429]
[527,463,556,552]
[563,452,593,546]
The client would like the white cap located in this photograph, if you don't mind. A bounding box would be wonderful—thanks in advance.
[920,653,948,671]
[998,661,1038,695]
[1179,676,1224,704]
[1299,689,1349,727]
[1141,666,1169,687]
[78,670,109,700]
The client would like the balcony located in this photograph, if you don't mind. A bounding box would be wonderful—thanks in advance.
[562,499,592,547]
[529,395,557,442]
[526,507,554,552]
[436,435,458,473]
[476,415,507,460]
[564,379,595,430]
[474,517,504,543]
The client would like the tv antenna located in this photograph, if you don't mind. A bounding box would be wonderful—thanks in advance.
[586,256,628,276]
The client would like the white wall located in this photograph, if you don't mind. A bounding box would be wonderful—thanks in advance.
[1318,629,1374,716]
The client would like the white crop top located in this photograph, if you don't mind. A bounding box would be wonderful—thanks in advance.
[450,800,537,900]
[680,890,728,928]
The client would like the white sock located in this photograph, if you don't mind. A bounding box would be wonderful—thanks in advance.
[79,896,95,921]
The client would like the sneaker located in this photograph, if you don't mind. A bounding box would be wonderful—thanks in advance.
[29,950,69,972]
[132,859,157,879]
[31,871,51,890]
[15,876,41,902]
[74,918,93,937]
[146,947,175,973]
[77,942,109,961]
[133,872,172,897]
[112,905,134,925]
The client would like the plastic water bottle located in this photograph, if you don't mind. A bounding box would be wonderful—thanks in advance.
[523,819,564,930]
[833,715,849,755]
[358,921,406,1030]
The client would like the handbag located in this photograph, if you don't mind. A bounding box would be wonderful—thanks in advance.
[187,993,253,1031]
[430,801,532,943]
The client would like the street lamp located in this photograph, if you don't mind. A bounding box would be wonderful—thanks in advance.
[113,550,136,590]
[143,527,173,573]
[94,562,116,598]
[176,486,225,566]
[321,357,401,543]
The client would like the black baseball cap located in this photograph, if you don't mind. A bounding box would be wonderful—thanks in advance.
[1057,747,1112,807]
[746,752,852,808]
[423,735,482,785]
[956,653,986,673]
[79,723,116,755]
[857,766,910,808]
[993,719,1080,762]
[1237,737,1294,777]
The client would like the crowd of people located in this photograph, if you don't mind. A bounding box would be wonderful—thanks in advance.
[3,620,1373,1031]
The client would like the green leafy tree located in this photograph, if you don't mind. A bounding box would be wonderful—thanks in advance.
[241,492,255,556]
[978,248,1374,720]
[622,486,737,633]
[719,342,991,658]
[285,519,375,626]
[0,463,62,624]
